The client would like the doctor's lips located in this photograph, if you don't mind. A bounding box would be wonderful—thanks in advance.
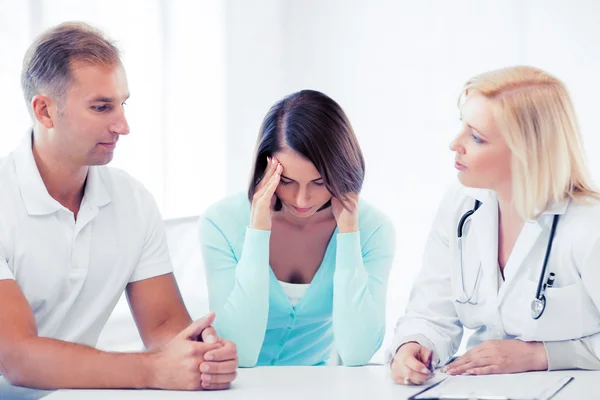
[455,161,467,170]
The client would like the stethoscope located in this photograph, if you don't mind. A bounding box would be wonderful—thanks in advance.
[456,200,560,320]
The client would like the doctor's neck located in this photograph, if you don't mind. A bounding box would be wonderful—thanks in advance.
[494,183,523,222]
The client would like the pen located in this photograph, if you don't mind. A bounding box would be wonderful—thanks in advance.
[427,350,434,374]
[546,272,555,288]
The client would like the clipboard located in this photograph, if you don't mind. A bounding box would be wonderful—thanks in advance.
[408,374,573,400]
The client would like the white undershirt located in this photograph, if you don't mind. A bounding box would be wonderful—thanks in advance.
[278,280,310,306]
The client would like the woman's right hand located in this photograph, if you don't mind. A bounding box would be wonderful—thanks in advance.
[391,342,434,385]
[250,157,282,231]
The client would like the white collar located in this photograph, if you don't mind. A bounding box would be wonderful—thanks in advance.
[461,185,569,218]
[14,132,111,216]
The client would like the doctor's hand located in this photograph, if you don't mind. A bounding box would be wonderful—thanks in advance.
[391,342,434,385]
[443,339,548,376]
[250,157,282,231]
[332,194,359,233]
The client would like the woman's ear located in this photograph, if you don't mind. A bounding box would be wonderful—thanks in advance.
[274,195,283,211]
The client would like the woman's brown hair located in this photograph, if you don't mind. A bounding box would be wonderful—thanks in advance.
[248,90,365,211]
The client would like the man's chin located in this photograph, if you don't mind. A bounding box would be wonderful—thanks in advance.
[88,153,114,166]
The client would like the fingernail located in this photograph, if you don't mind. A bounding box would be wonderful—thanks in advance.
[201,364,210,372]
[421,367,431,374]
[441,366,448,373]
[205,354,213,361]
[203,374,211,381]
[205,335,216,344]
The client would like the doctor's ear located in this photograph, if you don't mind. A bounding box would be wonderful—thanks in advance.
[31,94,56,129]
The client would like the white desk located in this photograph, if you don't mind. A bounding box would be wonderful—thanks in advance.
[2,366,599,399]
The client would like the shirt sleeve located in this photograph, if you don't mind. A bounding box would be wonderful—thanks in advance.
[332,217,395,366]
[198,216,270,367]
[386,186,464,367]
[544,337,600,370]
[0,242,14,281]
[543,230,600,371]
[129,190,173,283]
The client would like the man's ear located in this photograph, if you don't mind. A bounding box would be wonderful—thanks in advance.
[31,94,55,129]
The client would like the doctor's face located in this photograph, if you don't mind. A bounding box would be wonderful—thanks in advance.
[449,94,512,191]
[48,61,130,166]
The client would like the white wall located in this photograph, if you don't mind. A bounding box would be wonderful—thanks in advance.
[0,0,226,219]
[221,0,600,358]
[3,0,600,361]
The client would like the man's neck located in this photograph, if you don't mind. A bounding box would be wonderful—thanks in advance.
[32,132,88,218]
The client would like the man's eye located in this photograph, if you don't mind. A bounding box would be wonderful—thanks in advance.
[92,105,108,112]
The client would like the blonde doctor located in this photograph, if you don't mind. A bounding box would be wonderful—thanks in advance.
[390,65,600,386]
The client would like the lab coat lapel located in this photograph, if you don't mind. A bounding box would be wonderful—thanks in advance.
[497,220,542,305]
[497,200,569,305]
[467,192,499,306]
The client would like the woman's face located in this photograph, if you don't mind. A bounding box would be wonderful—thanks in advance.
[450,94,512,191]
[272,147,332,219]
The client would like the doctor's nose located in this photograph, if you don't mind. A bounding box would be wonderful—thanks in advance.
[449,136,465,154]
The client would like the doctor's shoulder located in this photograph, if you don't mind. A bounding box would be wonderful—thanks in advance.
[559,197,600,239]
[437,183,484,224]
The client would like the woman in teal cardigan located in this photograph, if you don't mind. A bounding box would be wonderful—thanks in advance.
[199,90,395,367]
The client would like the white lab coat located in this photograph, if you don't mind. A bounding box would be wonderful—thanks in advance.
[390,184,600,368]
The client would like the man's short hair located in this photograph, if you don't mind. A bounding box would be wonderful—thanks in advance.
[21,21,121,117]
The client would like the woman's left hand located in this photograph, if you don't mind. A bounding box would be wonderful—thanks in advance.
[442,340,548,376]
[332,194,359,233]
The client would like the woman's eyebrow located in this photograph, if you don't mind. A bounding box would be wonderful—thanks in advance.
[280,175,323,182]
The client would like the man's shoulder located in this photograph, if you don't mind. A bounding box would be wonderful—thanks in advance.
[95,165,154,204]
[0,154,22,208]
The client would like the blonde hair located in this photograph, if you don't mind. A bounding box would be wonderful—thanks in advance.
[460,65,599,220]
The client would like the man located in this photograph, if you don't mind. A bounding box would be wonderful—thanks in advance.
[0,22,237,390]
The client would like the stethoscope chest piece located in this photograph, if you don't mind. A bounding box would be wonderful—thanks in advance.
[531,295,546,320]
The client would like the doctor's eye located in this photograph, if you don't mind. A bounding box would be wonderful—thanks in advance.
[471,133,484,144]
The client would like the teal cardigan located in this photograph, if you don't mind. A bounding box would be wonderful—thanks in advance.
[198,194,395,367]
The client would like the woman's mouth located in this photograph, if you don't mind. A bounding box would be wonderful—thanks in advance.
[293,206,312,213]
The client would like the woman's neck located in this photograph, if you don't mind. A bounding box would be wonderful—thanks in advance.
[274,204,335,229]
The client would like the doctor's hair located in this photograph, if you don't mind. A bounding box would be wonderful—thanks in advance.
[459,65,599,220]
[21,21,121,118]
[248,89,365,211]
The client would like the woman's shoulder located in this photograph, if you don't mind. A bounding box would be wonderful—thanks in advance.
[201,192,251,229]
[357,198,394,236]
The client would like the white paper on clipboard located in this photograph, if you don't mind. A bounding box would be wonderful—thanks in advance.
[411,373,573,400]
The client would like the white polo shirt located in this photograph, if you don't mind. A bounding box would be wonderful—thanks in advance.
[0,133,173,347]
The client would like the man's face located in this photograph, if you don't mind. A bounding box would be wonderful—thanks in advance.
[50,61,130,166]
